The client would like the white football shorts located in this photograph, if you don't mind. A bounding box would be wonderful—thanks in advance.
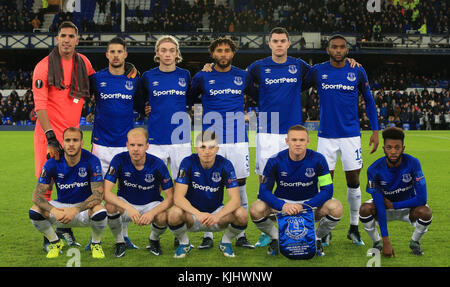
[364,199,419,226]
[118,196,162,223]
[188,206,225,233]
[217,142,250,179]
[92,143,128,178]
[317,136,363,171]
[147,143,192,179]
[48,201,102,228]
[255,133,288,175]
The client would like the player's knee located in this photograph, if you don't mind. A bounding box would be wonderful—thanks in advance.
[233,207,248,225]
[154,211,168,226]
[249,200,268,220]
[168,206,184,225]
[414,206,432,221]
[325,199,343,218]
[105,202,119,214]
[359,202,376,217]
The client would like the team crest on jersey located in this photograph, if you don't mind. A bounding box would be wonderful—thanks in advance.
[234,76,243,86]
[178,77,186,87]
[346,72,356,82]
[305,168,315,178]
[145,174,155,183]
[125,81,134,91]
[288,65,297,74]
[285,217,308,240]
[402,173,412,183]
[78,167,87,178]
[100,82,107,87]
[212,172,222,183]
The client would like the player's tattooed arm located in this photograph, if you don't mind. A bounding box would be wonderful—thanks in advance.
[75,181,104,212]
[32,183,54,213]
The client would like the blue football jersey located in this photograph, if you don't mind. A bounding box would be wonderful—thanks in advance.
[259,149,333,210]
[90,68,138,147]
[366,153,427,237]
[366,154,426,205]
[247,56,311,134]
[176,154,239,213]
[190,66,251,144]
[138,67,191,145]
[38,149,103,204]
[303,61,378,138]
[104,152,173,205]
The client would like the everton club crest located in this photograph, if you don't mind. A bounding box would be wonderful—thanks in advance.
[145,174,155,183]
[285,216,308,240]
[288,65,297,74]
[178,77,186,87]
[212,172,222,183]
[78,167,87,178]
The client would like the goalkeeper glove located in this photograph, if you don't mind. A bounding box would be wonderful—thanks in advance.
[124,62,139,79]
[45,129,63,160]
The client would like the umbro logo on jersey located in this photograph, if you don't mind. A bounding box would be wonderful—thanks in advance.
[264,68,271,74]
[194,172,201,177]
[100,82,107,87]
[280,171,288,177]
[124,172,132,177]
[322,74,328,80]
[208,80,215,85]
[152,81,159,86]
[58,173,64,179]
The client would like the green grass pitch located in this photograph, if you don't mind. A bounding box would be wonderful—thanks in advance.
[0,130,449,267]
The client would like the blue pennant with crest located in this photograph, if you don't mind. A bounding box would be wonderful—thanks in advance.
[277,206,316,260]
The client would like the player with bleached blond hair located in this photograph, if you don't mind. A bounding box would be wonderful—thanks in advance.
[135,35,192,183]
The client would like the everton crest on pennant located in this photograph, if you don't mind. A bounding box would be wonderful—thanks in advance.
[277,205,316,259]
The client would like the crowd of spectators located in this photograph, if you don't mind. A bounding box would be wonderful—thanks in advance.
[0,89,36,126]
[301,86,450,130]
[0,0,43,32]
[0,66,32,90]
[0,0,448,38]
